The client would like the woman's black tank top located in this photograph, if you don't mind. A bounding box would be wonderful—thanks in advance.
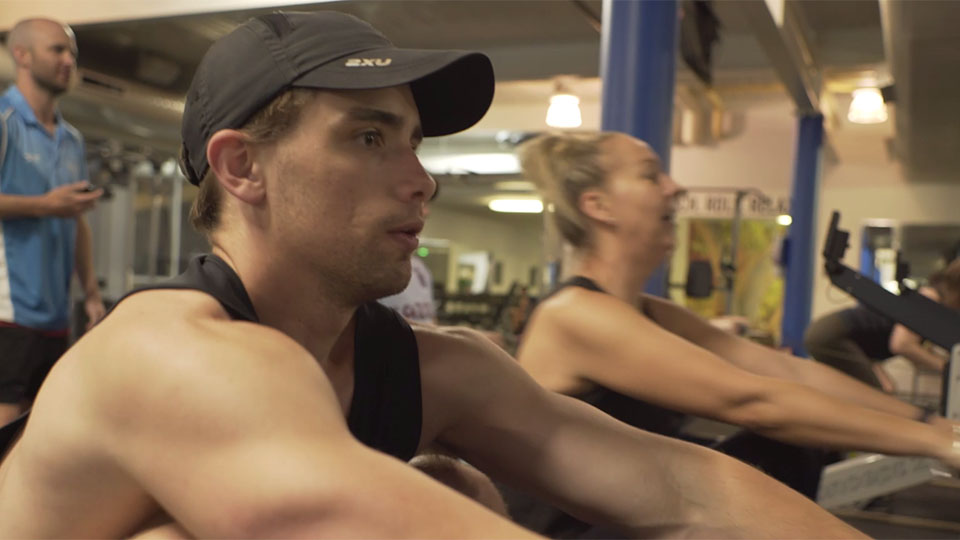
[548,276,686,437]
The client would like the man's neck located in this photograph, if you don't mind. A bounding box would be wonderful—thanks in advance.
[211,244,357,366]
[16,79,59,129]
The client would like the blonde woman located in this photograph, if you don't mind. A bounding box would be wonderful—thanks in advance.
[515,132,960,507]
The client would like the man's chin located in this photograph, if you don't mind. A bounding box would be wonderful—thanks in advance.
[361,273,411,303]
[34,75,69,96]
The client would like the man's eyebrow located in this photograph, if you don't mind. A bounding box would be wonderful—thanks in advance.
[345,106,423,143]
[346,106,404,127]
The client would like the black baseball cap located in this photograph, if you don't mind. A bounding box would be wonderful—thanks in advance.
[180,11,495,185]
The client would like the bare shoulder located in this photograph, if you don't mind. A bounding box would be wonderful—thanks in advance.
[57,289,331,434]
[526,287,653,351]
[413,324,504,359]
[414,324,519,385]
[78,288,311,378]
[413,325,552,438]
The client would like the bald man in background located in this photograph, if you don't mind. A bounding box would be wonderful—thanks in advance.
[0,18,104,425]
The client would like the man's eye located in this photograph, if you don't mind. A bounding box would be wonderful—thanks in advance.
[362,131,383,147]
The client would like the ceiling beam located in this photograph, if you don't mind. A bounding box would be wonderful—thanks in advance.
[739,0,822,114]
[0,1,341,31]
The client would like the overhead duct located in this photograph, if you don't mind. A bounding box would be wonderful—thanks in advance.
[880,0,960,182]
[0,45,183,155]
[62,71,184,155]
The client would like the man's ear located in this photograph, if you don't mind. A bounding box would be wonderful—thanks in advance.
[11,46,31,69]
[579,188,616,226]
[206,129,265,204]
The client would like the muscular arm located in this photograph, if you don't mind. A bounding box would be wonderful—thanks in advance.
[642,294,926,419]
[522,291,957,464]
[420,327,864,538]
[89,294,536,539]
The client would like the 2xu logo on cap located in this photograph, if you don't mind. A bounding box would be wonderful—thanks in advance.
[345,58,393,67]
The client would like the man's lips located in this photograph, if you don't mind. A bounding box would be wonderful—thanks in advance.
[388,220,424,235]
[387,221,424,250]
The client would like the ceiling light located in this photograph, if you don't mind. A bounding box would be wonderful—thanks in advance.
[546,78,582,129]
[776,214,792,226]
[488,198,544,213]
[160,158,178,177]
[546,94,582,128]
[847,87,888,124]
[419,153,520,175]
[494,180,537,191]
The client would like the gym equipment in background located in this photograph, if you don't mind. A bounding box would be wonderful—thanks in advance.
[816,211,959,515]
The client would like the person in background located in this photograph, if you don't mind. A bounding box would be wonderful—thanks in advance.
[379,254,437,324]
[805,260,960,391]
[511,131,960,536]
[0,18,105,426]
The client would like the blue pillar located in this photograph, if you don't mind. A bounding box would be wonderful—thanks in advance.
[860,242,880,283]
[781,115,823,356]
[601,0,679,297]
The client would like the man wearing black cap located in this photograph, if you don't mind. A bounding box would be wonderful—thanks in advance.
[0,12,866,538]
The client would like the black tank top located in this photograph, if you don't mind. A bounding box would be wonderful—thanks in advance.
[1,254,423,462]
[500,276,685,539]
[549,276,686,437]
[840,305,895,360]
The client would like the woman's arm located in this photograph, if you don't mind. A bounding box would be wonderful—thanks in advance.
[522,290,960,467]
[641,294,927,420]
[427,327,866,539]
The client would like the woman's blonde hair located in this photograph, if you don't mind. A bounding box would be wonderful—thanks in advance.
[518,132,617,248]
[188,87,320,235]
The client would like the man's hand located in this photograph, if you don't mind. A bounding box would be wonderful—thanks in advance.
[84,295,106,330]
[42,182,102,217]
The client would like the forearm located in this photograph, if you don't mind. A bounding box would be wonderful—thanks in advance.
[0,193,48,219]
[660,303,923,419]
[896,342,947,372]
[460,394,862,539]
[744,380,950,459]
[674,447,868,539]
[565,419,864,538]
[75,217,100,298]
[794,354,923,416]
[218,448,538,539]
[739,339,924,420]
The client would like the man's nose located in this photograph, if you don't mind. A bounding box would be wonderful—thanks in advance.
[399,151,436,202]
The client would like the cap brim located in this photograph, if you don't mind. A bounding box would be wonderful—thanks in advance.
[292,47,494,137]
